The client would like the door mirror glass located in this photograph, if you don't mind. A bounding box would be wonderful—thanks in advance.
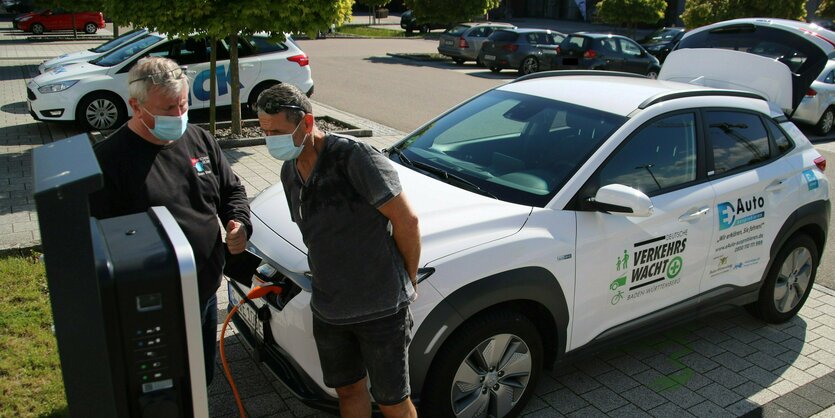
[594,184,653,217]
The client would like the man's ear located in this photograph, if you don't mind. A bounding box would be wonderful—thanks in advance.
[304,114,314,133]
[128,98,141,115]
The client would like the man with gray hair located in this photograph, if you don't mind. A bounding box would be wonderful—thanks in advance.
[90,56,252,385]
[256,83,421,418]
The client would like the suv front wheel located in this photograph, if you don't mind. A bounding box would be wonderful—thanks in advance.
[421,310,542,418]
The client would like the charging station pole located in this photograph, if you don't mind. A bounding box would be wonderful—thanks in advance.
[33,135,122,416]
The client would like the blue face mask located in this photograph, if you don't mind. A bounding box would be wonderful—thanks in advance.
[141,106,188,141]
[265,120,308,160]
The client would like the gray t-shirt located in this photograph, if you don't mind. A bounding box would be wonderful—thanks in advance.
[280,134,416,324]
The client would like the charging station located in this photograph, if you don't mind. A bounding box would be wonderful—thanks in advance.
[33,134,209,417]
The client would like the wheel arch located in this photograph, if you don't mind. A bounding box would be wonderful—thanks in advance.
[409,266,568,401]
[761,200,829,286]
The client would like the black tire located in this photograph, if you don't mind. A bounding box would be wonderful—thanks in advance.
[519,56,539,75]
[749,234,818,323]
[490,66,501,73]
[476,57,483,67]
[84,22,97,34]
[816,107,835,136]
[31,23,44,35]
[646,68,660,79]
[419,24,429,34]
[76,92,127,132]
[420,310,543,418]
[406,28,414,36]
[452,57,465,65]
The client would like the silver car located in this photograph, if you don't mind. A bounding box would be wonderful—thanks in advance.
[437,22,516,65]
[794,60,835,135]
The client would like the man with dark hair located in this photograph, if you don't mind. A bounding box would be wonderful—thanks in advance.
[89,56,251,385]
[256,83,420,418]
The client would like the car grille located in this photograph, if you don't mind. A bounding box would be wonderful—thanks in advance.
[27,87,36,101]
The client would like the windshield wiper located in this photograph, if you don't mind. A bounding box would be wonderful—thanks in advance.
[387,148,497,199]
[388,147,413,167]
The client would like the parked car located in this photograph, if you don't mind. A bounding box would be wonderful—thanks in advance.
[793,61,835,135]
[437,22,516,65]
[38,28,148,74]
[2,0,33,13]
[639,27,685,63]
[14,8,105,34]
[229,49,829,417]
[675,18,835,134]
[400,9,447,35]
[555,32,661,78]
[27,32,314,131]
[478,28,565,75]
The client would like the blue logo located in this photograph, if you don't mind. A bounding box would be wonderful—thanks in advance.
[718,202,735,230]
[191,64,245,102]
[803,169,819,190]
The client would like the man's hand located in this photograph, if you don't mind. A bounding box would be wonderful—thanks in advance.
[226,220,247,255]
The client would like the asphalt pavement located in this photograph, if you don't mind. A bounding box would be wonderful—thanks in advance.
[1,20,835,418]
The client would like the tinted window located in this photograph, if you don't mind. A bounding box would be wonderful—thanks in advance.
[598,38,617,53]
[91,34,163,67]
[707,111,770,174]
[619,39,642,56]
[91,28,147,53]
[824,70,835,84]
[562,35,588,50]
[448,25,470,36]
[393,90,626,207]
[176,38,209,65]
[250,36,288,54]
[599,113,697,194]
[642,28,682,42]
[765,118,794,155]
[217,37,254,60]
[490,30,519,42]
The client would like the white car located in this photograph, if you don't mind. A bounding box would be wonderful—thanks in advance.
[794,60,835,136]
[27,32,313,131]
[38,28,148,74]
[228,50,830,416]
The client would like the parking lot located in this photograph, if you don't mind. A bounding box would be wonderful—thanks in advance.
[3,20,835,418]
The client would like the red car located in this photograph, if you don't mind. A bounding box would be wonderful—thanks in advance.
[15,9,105,35]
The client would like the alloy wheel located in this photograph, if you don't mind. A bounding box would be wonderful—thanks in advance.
[450,333,532,418]
[774,247,813,313]
[85,98,119,130]
[820,110,834,135]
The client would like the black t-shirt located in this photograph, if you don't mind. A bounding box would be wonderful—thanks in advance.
[281,134,415,324]
[89,124,251,303]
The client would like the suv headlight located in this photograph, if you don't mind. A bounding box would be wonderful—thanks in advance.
[38,80,79,94]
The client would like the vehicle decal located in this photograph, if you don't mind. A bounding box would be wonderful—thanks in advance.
[51,66,67,74]
[609,229,688,305]
[191,64,246,102]
[803,169,819,190]
[717,196,765,231]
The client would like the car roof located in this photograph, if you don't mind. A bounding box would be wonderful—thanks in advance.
[570,32,630,39]
[497,73,765,117]
[500,28,555,34]
[457,21,514,27]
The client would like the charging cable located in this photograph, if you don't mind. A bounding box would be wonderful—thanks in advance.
[220,284,283,418]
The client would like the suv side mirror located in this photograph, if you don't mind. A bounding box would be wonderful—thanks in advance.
[593,184,653,217]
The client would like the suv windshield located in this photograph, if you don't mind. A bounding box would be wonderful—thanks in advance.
[90,29,147,53]
[391,90,626,207]
[643,28,681,43]
[91,34,163,67]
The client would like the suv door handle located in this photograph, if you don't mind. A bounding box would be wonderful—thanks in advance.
[678,206,710,222]
[765,178,788,192]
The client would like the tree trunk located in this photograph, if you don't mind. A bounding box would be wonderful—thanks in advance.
[209,37,217,136]
[113,24,119,38]
[230,33,241,136]
[72,14,77,39]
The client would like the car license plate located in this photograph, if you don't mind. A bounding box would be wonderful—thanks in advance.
[229,286,264,340]
[444,40,453,46]
[484,54,496,61]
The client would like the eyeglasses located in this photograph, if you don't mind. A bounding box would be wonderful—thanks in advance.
[129,66,196,85]
[252,101,307,115]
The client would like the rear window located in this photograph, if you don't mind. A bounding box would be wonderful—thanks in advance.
[562,35,589,50]
[250,36,288,55]
[447,25,470,36]
[489,30,519,42]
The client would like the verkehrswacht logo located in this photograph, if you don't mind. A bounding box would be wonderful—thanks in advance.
[718,196,765,231]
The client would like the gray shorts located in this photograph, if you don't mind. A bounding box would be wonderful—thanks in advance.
[312,307,413,405]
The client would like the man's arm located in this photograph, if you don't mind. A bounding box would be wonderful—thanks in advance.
[207,131,252,252]
[378,193,421,284]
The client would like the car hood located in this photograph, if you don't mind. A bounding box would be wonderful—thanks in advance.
[42,50,98,70]
[249,161,532,271]
[31,62,106,86]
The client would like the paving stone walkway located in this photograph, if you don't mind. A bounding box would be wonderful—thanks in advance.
[1,24,835,418]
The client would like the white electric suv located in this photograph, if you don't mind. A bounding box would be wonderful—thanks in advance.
[228,48,830,417]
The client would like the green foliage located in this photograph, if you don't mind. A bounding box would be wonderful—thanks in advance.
[682,0,806,29]
[597,0,666,28]
[818,0,835,19]
[405,0,500,25]
[0,252,68,417]
[357,0,390,8]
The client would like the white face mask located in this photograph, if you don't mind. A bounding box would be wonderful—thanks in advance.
[265,119,307,160]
